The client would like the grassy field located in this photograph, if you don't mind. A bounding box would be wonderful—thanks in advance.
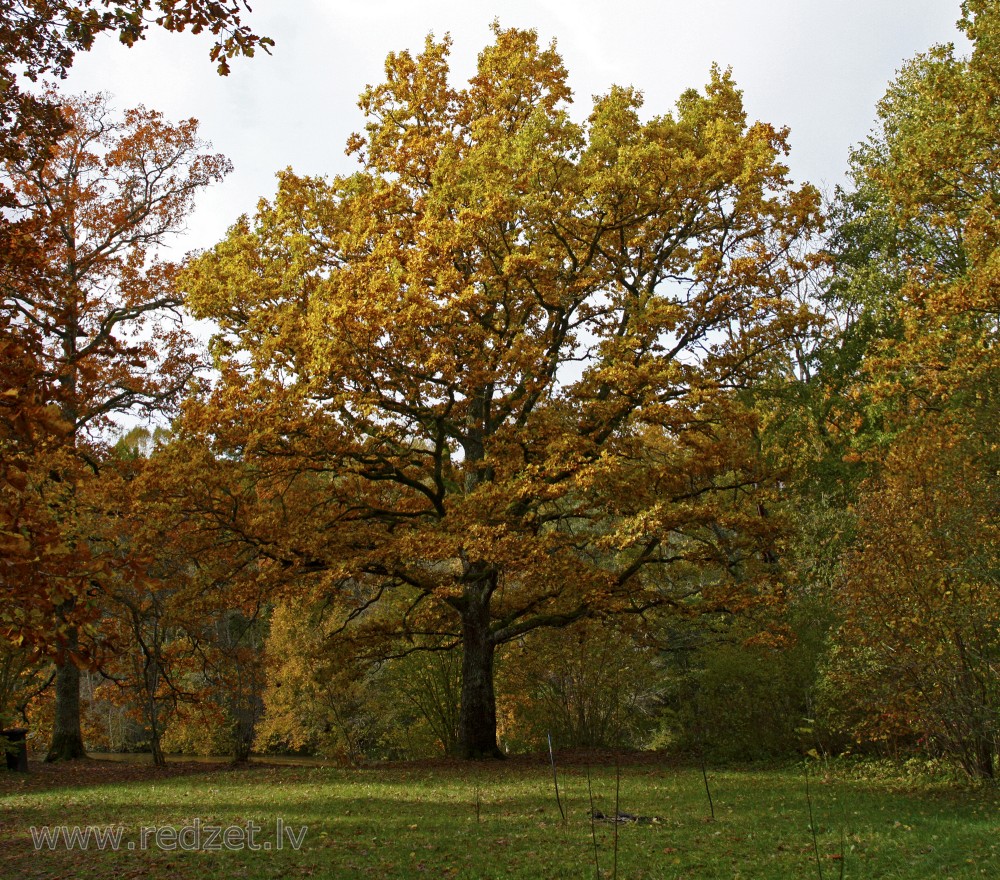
[1,756,997,879]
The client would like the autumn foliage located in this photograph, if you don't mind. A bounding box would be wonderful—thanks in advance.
[5,4,1000,778]
[1,91,232,760]
[169,26,823,758]
[809,0,1000,777]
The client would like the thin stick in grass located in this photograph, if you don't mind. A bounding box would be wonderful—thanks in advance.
[693,698,715,822]
[547,732,566,823]
[586,762,601,880]
[612,749,621,880]
[804,762,824,880]
[700,748,715,821]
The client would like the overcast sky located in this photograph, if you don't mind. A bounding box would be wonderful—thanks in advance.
[62,0,970,257]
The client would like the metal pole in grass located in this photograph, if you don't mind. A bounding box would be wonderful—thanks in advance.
[586,762,601,880]
[547,732,566,823]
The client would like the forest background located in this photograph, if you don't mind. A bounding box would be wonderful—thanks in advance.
[2,0,999,780]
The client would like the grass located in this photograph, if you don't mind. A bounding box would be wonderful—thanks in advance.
[1,756,998,878]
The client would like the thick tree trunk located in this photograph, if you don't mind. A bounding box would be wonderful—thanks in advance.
[48,252,88,765]
[458,594,502,759]
[46,629,86,762]
[457,398,503,759]
[48,318,86,763]
[148,724,165,768]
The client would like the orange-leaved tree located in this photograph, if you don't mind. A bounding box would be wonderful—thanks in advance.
[829,416,1000,777]
[179,27,822,757]
[0,92,231,760]
[0,0,270,170]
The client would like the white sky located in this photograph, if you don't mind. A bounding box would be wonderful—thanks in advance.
[62,0,969,259]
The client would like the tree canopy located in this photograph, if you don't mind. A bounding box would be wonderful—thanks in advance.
[177,26,821,757]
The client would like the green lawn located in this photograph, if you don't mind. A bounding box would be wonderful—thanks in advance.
[1,757,997,878]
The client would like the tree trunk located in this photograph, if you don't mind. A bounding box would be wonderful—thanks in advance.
[974,733,995,779]
[46,629,86,762]
[231,695,259,763]
[457,398,502,759]
[148,723,165,768]
[48,305,86,763]
[458,594,502,759]
[146,682,165,767]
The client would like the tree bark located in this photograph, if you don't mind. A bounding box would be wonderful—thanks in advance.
[46,628,86,761]
[456,396,503,759]
[458,589,502,759]
[47,269,86,763]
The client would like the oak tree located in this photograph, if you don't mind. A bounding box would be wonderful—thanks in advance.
[180,26,821,757]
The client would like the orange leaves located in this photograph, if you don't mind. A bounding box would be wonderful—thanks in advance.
[828,412,1000,775]
[0,323,88,652]
[3,91,229,443]
[1,93,232,656]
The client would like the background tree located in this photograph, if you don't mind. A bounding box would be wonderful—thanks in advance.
[0,0,269,170]
[256,600,404,763]
[0,92,231,760]
[498,617,665,752]
[812,0,1000,777]
[90,441,192,768]
[826,418,1000,777]
[179,27,821,757]
[194,610,268,763]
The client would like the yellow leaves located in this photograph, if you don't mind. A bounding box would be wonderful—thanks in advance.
[846,7,1000,433]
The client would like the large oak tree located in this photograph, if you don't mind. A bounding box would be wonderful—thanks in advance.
[179,26,821,757]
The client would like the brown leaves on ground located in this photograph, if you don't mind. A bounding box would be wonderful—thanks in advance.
[0,758,226,795]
